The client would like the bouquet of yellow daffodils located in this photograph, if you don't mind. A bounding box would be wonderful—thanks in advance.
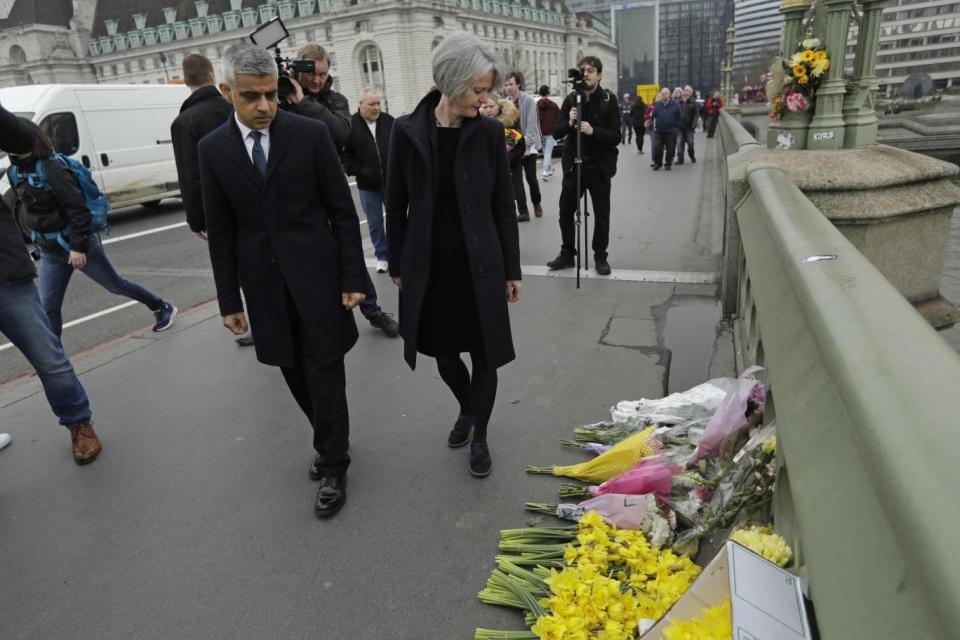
[662,598,732,640]
[729,524,792,567]
[476,511,701,640]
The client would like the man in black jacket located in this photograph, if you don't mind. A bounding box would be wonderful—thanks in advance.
[171,53,232,239]
[546,56,621,276]
[676,85,698,165]
[201,44,367,517]
[0,104,101,465]
[342,87,393,274]
[286,44,351,148]
[171,53,253,346]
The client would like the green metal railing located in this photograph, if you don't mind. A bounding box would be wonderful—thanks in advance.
[734,163,960,639]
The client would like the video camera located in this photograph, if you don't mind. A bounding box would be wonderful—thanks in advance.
[566,67,587,94]
[250,16,316,107]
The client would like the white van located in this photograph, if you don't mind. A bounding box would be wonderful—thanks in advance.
[0,83,191,209]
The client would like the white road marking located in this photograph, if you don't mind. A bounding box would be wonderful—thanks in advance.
[0,301,139,352]
[102,222,188,245]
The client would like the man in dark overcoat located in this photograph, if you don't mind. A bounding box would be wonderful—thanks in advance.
[198,44,367,518]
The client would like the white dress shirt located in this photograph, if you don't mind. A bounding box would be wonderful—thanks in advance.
[365,118,377,139]
[234,112,271,164]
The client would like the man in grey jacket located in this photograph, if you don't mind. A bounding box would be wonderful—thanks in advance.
[505,72,544,219]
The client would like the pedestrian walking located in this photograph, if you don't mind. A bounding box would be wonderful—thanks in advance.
[704,90,724,138]
[481,96,528,222]
[8,120,177,339]
[537,85,560,180]
[171,53,232,240]
[644,95,658,166]
[200,44,366,518]
[385,33,522,478]
[0,104,101,465]
[630,95,647,153]
[504,71,543,220]
[620,93,633,145]
[286,42,399,339]
[545,56,621,276]
[170,53,253,347]
[676,85,698,165]
[342,86,393,274]
[652,87,682,170]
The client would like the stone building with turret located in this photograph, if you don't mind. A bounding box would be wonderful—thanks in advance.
[0,0,616,115]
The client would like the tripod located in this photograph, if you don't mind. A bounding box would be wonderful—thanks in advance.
[572,91,591,289]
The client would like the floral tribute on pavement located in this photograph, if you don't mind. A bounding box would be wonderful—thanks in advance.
[475,368,788,639]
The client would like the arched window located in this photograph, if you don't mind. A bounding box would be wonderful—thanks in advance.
[359,44,384,90]
[9,45,26,64]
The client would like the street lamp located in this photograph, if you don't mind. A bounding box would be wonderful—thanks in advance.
[159,51,170,82]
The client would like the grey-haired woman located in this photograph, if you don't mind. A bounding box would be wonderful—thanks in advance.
[385,32,522,478]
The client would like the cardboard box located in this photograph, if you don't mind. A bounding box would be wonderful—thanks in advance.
[640,541,813,639]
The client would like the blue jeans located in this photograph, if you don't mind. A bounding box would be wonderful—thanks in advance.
[541,135,557,173]
[676,127,695,161]
[0,280,92,426]
[358,189,387,262]
[39,234,163,337]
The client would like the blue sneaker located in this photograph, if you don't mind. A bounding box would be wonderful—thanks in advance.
[152,302,177,332]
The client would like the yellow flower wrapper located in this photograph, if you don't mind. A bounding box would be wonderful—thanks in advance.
[546,426,658,484]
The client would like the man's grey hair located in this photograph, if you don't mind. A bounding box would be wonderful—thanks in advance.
[431,32,501,99]
[221,43,277,85]
[359,86,382,104]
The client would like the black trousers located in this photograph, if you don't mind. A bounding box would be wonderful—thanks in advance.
[654,131,677,168]
[706,115,719,138]
[633,124,645,152]
[280,306,350,477]
[558,165,612,260]
[509,151,529,215]
[521,153,541,205]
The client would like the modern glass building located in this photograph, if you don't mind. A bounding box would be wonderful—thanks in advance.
[567,0,733,94]
[732,0,782,75]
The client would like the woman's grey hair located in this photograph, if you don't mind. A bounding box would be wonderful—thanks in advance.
[431,32,502,99]
[221,43,277,86]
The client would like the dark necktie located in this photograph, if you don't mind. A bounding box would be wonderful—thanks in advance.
[250,130,267,177]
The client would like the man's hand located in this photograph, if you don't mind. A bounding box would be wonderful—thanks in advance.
[569,107,578,122]
[580,121,594,136]
[223,312,248,335]
[341,292,366,310]
[196,231,208,241]
[68,251,87,270]
[507,280,523,303]
[392,277,401,289]
[288,77,304,104]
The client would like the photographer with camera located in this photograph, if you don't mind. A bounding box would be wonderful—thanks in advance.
[284,44,351,147]
[284,42,398,338]
[546,56,620,276]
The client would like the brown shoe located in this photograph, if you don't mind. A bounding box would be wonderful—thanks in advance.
[69,422,101,465]
[534,204,543,217]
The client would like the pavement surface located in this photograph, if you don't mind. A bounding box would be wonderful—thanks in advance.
[0,132,733,639]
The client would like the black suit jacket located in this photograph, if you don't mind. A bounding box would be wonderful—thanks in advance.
[171,86,233,233]
[341,111,394,192]
[198,110,367,367]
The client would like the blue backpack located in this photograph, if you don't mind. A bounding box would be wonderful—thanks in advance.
[7,152,110,251]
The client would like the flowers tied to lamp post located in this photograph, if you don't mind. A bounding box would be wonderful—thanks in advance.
[767,36,830,121]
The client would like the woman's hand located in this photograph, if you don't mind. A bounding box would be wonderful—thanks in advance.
[506,280,522,303]
[68,251,87,270]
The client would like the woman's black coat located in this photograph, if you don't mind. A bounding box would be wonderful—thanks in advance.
[385,90,521,370]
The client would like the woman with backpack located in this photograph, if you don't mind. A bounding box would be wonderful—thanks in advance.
[8,119,176,337]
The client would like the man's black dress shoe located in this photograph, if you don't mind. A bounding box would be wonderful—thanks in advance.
[315,476,347,518]
[235,334,255,347]
[309,455,322,481]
